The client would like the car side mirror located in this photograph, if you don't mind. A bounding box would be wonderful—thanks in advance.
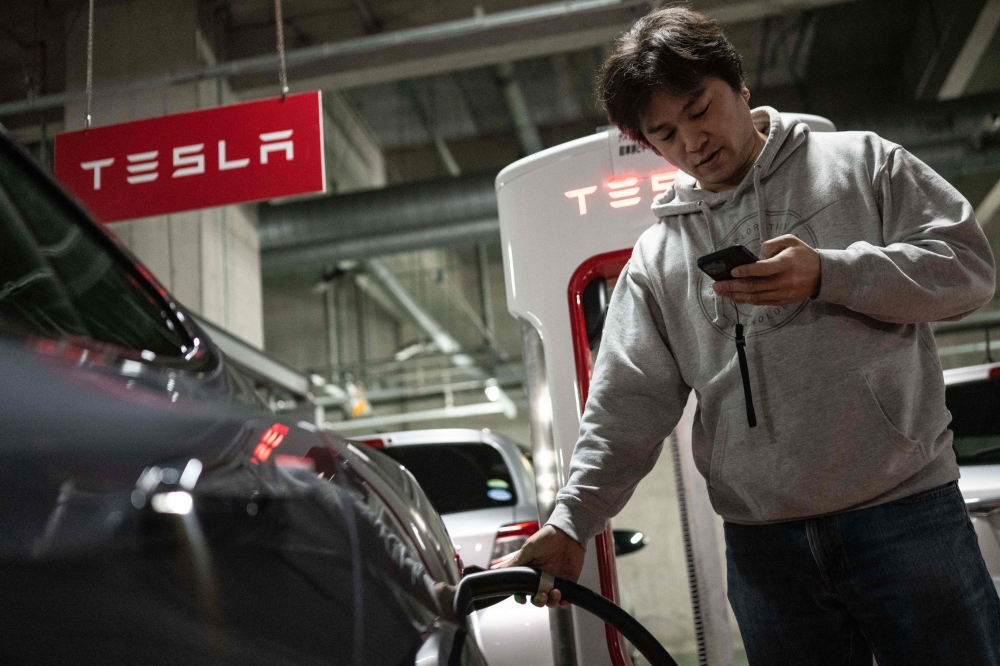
[582,277,608,350]
[613,529,647,556]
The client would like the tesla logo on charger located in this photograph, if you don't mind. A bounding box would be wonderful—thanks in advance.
[564,169,678,215]
[55,92,326,223]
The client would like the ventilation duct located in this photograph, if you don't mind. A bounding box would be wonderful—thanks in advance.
[260,170,498,274]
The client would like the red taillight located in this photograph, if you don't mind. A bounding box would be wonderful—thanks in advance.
[455,550,465,577]
[353,436,385,448]
[490,521,539,567]
[989,367,1000,380]
[250,423,289,464]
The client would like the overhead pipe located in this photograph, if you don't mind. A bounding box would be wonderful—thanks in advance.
[259,170,498,274]
[268,220,499,273]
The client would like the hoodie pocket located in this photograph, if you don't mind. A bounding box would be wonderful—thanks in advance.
[705,369,928,522]
[860,369,925,459]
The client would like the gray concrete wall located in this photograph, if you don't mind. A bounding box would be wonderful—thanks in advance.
[262,269,415,377]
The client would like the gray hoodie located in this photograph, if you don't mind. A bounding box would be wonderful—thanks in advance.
[547,106,996,541]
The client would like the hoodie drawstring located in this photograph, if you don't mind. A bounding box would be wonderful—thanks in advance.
[696,200,724,324]
[753,163,767,248]
[734,308,757,428]
[695,199,720,253]
[697,195,759,428]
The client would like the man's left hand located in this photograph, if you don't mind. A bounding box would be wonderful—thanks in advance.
[712,235,821,306]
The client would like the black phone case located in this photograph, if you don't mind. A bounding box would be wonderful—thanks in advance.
[697,245,758,281]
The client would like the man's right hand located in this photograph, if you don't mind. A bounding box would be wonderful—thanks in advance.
[490,524,586,609]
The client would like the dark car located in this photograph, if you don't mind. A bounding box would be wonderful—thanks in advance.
[0,125,483,666]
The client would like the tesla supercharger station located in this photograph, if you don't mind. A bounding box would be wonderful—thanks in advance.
[497,116,834,666]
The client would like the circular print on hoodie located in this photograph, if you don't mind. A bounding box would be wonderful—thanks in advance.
[696,208,818,339]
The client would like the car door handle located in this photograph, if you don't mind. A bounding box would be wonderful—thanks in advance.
[967,496,1000,517]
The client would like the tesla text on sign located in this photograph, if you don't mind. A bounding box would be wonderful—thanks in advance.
[54,91,326,222]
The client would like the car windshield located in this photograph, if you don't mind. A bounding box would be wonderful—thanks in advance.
[382,443,517,514]
[0,138,187,357]
[947,379,1000,466]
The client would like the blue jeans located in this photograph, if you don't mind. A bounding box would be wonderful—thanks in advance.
[725,481,1000,665]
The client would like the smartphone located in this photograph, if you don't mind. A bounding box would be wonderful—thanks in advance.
[697,245,758,281]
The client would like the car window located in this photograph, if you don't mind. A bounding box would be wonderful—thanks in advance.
[382,443,517,514]
[947,379,1000,466]
[0,139,188,358]
[0,183,86,339]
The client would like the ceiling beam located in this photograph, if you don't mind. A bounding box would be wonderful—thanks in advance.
[234,0,863,100]
[351,0,384,34]
[0,0,868,118]
[905,0,992,101]
[496,62,544,155]
[398,80,462,177]
[232,0,654,99]
[938,0,1000,100]
[0,0,647,117]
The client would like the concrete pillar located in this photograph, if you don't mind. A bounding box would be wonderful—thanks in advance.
[324,91,387,193]
[64,0,263,347]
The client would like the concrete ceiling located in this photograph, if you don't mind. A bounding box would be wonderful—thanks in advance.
[2,0,999,196]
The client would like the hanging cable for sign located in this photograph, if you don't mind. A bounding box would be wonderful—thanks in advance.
[274,0,289,99]
[85,0,95,129]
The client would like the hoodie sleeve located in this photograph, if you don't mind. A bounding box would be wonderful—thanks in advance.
[816,145,995,323]
[546,250,690,545]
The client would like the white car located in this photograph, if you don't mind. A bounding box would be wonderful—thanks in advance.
[946,362,1000,591]
[352,429,557,666]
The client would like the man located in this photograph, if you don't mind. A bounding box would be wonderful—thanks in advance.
[495,7,999,665]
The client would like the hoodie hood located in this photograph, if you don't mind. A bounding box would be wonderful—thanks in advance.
[650,107,811,325]
[651,106,809,218]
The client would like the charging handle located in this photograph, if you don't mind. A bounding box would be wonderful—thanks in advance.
[453,567,678,666]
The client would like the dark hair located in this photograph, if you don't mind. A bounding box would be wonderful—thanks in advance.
[599,8,745,147]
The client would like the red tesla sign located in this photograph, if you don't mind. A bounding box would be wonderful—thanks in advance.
[54,91,326,223]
